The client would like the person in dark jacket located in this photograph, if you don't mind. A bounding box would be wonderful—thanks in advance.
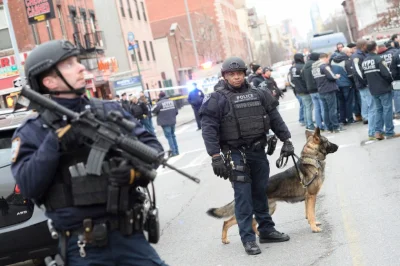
[312,53,342,132]
[362,41,395,140]
[153,91,179,156]
[199,56,292,256]
[262,67,284,101]
[378,42,397,68]
[289,62,305,126]
[302,52,325,130]
[188,83,205,130]
[121,92,131,112]
[11,40,167,265]
[139,91,155,134]
[248,64,265,88]
[389,47,400,119]
[330,42,345,63]
[291,53,314,130]
[331,47,355,124]
[352,39,373,125]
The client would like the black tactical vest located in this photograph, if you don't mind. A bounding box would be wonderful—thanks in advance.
[218,88,270,142]
[40,98,110,210]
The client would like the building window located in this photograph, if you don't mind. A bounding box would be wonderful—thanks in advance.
[57,6,67,39]
[119,0,125,17]
[89,14,96,33]
[149,41,156,61]
[136,41,142,61]
[31,24,40,45]
[46,20,53,40]
[134,0,140,20]
[70,9,79,33]
[158,81,162,88]
[0,6,12,50]
[127,0,133,18]
[140,2,147,21]
[143,41,150,61]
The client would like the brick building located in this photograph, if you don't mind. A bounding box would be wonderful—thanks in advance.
[0,0,109,108]
[146,0,247,64]
[93,0,163,100]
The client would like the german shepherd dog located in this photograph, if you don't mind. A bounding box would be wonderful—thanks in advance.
[207,128,338,244]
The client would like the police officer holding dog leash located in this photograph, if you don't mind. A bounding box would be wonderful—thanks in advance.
[11,40,169,265]
[200,57,294,255]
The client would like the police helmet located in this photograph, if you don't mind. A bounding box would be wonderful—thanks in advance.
[24,40,81,94]
[221,57,247,76]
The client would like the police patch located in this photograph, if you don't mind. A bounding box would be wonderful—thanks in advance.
[11,137,21,163]
[202,93,211,104]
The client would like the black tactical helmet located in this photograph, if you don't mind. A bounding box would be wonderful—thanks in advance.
[24,40,82,94]
[221,56,247,76]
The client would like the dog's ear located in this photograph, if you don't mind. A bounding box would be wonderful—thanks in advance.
[305,129,314,140]
[313,127,321,143]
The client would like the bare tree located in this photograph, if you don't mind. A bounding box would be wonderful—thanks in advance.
[195,12,220,63]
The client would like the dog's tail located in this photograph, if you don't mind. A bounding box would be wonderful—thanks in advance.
[206,200,235,219]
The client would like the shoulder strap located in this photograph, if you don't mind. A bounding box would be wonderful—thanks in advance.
[90,98,106,121]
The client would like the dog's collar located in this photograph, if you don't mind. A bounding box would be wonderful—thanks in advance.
[297,157,322,188]
[300,157,321,169]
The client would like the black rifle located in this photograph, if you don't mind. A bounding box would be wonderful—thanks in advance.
[20,86,200,184]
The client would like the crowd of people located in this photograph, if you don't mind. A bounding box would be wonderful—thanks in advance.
[245,34,400,139]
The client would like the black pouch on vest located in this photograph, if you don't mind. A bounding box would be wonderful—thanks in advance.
[71,175,108,206]
[238,115,265,136]
[263,114,270,132]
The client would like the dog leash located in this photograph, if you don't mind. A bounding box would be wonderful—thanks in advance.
[276,153,318,188]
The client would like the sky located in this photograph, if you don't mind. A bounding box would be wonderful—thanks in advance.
[245,0,345,39]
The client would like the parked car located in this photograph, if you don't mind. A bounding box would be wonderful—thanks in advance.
[0,110,57,266]
[271,65,292,92]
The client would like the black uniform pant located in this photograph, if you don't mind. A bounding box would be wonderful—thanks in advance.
[230,149,275,243]
[192,105,201,129]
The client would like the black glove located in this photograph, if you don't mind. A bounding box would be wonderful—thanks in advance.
[211,155,229,179]
[109,159,149,187]
[280,139,294,158]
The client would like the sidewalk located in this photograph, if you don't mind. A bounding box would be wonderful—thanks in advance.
[151,104,196,137]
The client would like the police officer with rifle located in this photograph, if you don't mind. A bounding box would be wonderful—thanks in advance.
[200,57,294,255]
[11,40,199,266]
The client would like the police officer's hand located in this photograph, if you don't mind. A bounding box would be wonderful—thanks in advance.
[109,158,149,187]
[280,139,294,158]
[211,155,229,179]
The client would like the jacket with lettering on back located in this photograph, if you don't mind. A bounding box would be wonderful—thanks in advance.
[351,49,368,89]
[152,96,178,126]
[301,53,320,94]
[378,46,397,68]
[361,53,393,96]
[290,54,308,94]
[311,60,339,94]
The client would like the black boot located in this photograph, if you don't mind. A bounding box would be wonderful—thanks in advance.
[259,230,290,243]
[243,241,261,255]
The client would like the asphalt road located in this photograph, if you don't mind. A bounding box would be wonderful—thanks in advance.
[15,92,400,266]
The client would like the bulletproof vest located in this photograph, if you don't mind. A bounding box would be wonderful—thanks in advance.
[40,98,110,210]
[218,88,270,143]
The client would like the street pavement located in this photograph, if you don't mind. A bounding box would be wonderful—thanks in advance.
[16,91,400,266]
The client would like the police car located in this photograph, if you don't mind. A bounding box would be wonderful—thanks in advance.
[0,109,57,265]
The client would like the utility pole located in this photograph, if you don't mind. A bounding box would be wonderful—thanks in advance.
[184,0,199,66]
[3,0,25,81]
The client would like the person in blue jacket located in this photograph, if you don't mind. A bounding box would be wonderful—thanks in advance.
[331,47,356,124]
[10,40,167,266]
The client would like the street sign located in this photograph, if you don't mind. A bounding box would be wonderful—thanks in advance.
[128,43,138,51]
[128,32,135,43]
[13,77,26,88]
